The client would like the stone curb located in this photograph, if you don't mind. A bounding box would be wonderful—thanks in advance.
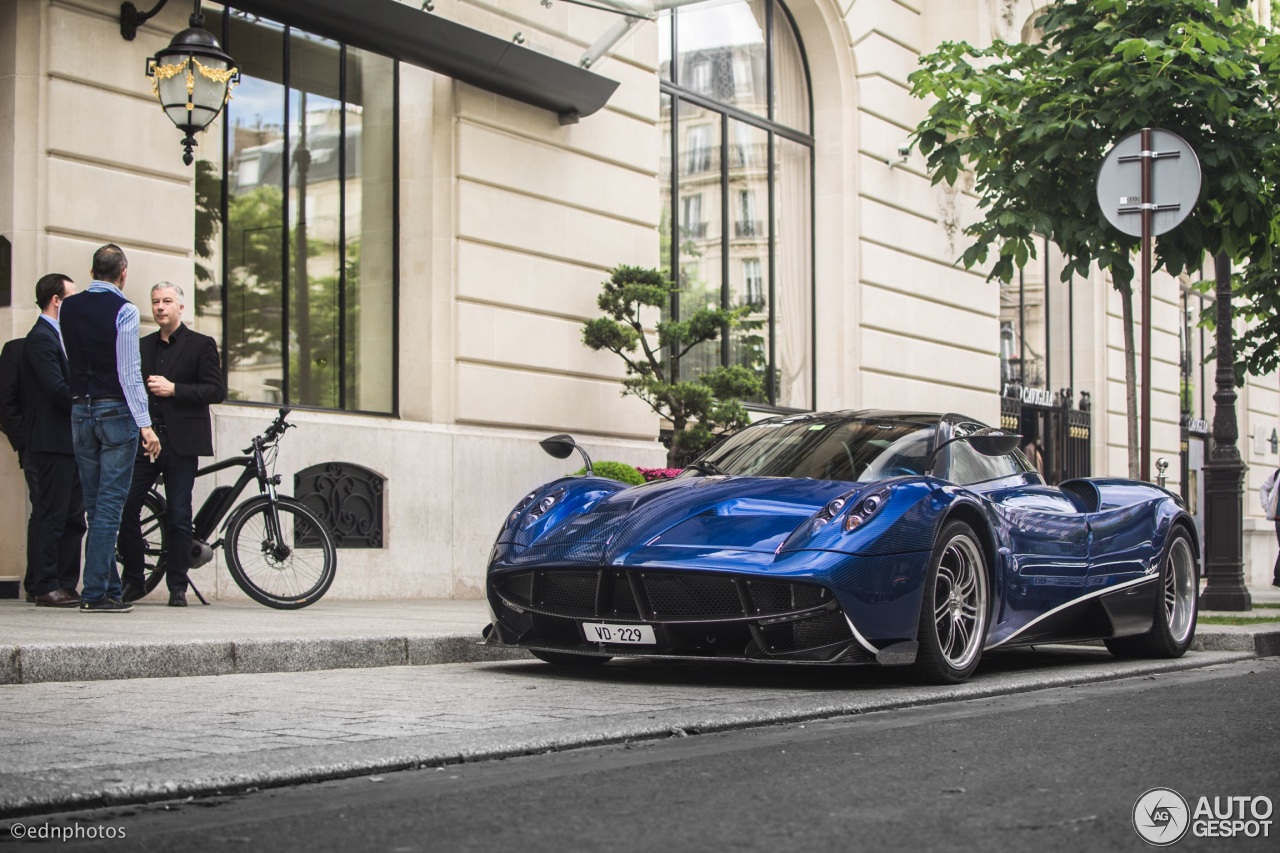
[1192,624,1280,656]
[0,626,1276,685]
[0,635,531,685]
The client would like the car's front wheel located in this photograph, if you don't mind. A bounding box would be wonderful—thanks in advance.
[531,649,612,667]
[1105,525,1198,659]
[911,520,990,684]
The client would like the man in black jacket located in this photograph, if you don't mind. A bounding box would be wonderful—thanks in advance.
[119,282,225,606]
[1,336,27,598]
[21,273,86,607]
[0,337,23,456]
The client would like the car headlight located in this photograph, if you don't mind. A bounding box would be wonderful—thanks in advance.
[522,488,566,527]
[811,490,856,533]
[844,487,891,532]
[506,491,538,528]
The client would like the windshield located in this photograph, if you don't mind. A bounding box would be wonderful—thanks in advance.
[696,417,936,481]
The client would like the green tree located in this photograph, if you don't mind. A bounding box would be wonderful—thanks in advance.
[583,265,763,467]
[223,184,285,388]
[193,159,220,289]
[909,0,1280,476]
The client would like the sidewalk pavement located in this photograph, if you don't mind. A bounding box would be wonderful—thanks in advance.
[0,598,527,686]
[1,586,1278,686]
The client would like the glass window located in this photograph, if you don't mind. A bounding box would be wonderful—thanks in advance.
[743,258,763,308]
[773,135,811,409]
[701,416,933,480]
[660,0,813,411]
[677,0,767,117]
[199,4,396,414]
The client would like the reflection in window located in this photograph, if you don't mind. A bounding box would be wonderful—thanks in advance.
[198,4,396,414]
[659,0,813,411]
[685,125,713,173]
[743,259,763,308]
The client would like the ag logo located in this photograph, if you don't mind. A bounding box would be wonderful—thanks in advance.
[1133,787,1190,846]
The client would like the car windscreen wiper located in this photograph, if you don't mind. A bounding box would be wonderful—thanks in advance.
[686,459,730,477]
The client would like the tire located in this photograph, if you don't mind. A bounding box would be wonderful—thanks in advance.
[911,521,990,684]
[115,491,169,596]
[224,496,336,609]
[1105,525,1198,659]
[531,649,612,667]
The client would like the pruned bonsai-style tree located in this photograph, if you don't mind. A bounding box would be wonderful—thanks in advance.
[583,265,762,467]
[910,0,1280,477]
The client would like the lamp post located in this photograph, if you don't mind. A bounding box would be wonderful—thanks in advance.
[127,1,239,165]
[1199,252,1251,611]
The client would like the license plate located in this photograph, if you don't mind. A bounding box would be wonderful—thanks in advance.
[582,622,656,645]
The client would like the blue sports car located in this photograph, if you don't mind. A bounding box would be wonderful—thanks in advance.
[483,410,1199,683]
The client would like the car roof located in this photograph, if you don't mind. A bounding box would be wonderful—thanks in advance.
[759,409,979,427]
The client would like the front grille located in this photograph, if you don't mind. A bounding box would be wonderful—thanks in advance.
[609,573,640,617]
[761,611,853,652]
[491,567,866,663]
[645,573,741,617]
[536,571,597,616]
[494,568,833,623]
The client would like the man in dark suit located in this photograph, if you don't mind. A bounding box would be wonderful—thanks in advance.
[119,282,225,607]
[0,336,29,599]
[0,338,23,456]
[21,273,86,607]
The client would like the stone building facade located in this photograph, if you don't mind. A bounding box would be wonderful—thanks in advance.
[0,0,1276,600]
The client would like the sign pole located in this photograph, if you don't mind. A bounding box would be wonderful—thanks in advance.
[1140,127,1153,482]
[1097,128,1199,482]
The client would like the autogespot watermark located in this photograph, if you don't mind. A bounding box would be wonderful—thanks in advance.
[9,821,128,841]
[1133,787,1273,845]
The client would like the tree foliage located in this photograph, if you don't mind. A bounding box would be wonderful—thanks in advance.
[583,265,763,467]
[910,0,1280,474]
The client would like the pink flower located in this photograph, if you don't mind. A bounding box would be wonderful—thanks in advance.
[637,467,683,481]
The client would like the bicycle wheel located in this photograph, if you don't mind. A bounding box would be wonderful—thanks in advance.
[115,491,168,595]
[223,495,336,609]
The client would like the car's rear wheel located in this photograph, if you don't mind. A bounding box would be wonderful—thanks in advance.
[1105,525,1198,659]
[911,521,989,684]
[531,649,612,667]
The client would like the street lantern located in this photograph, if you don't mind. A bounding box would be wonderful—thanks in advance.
[126,1,239,165]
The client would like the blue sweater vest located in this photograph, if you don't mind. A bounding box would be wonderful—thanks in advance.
[60,289,127,399]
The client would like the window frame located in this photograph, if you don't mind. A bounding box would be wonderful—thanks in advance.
[212,5,401,417]
[660,0,816,413]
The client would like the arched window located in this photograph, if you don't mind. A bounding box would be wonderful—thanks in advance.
[659,0,813,410]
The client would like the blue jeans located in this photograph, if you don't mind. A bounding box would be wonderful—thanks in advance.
[72,401,139,602]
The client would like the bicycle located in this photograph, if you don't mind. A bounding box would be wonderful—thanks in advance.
[121,407,338,609]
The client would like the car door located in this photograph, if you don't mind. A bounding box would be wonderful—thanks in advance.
[983,485,1092,634]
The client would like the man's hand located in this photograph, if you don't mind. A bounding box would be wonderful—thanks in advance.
[146,375,176,397]
[140,427,161,460]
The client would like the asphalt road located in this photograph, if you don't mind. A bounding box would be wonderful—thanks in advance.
[8,657,1278,852]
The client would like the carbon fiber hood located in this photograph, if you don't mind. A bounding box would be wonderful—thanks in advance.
[520,476,856,562]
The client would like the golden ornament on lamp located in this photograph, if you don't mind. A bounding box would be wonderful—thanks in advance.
[126,1,239,165]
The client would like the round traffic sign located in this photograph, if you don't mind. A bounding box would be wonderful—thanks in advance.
[1096,129,1201,237]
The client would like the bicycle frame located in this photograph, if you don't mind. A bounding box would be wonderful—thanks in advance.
[164,424,286,566]
[129,406,338,608]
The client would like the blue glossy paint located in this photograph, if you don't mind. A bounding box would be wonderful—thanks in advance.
[486,410,1198,664]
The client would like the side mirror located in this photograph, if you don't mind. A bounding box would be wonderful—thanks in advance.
[539,434,594,476]
[923,429,1022,477]
[966,433,1023,457]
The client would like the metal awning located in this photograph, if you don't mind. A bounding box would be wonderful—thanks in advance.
[227,0,620,122]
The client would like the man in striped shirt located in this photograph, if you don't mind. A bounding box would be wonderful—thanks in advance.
[59,244,161,612]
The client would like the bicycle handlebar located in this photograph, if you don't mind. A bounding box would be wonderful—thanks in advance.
[245,407,294,453]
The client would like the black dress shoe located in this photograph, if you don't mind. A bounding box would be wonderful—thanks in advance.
[168,590,188,608]
[35,589,81,608]
[121,583,145,603]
